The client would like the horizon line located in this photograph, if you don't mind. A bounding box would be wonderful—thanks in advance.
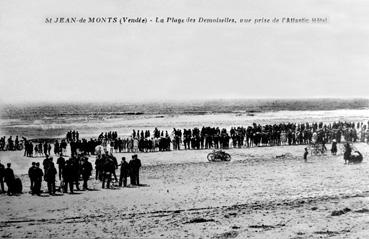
[1,97,369,107]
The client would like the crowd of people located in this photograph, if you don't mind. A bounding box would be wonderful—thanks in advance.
[86,121,369,153]
[11,121,369,159]
[94,152,141,189]
[24,140,53,157]
[1,120,368,196]
[0,150,142,196]
[0,136,23,151]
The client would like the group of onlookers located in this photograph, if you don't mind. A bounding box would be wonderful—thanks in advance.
[0,151,142,196]
[0,136,23,151]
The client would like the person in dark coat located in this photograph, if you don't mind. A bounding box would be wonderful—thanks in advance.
[0,162,5,193]
[129,154,142,185]
[33,162,43,196]
[28,162,36,193]
[303,148,309,163]
[102,158,115,189]
[4,163,15,195]
[344,143,352,164]
[129,156,136,185]
[63,160,74,194]
[43,156,51,174]
[119,157,129,187]
[134,155,142,185]
[331,139,337,155]
[70,156,80,191]
[95,155,103,180]
[134,154,141,186]
[110,153,118,182]
[81,158,93,190]
[56,156,65,181]
[45,162,57,195]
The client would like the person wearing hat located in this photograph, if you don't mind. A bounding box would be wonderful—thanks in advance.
[4,163,15,195]
[128,155,136,185]
[134,155,142,186]
[63,160,74,194]
[28,162,37,193]
[129,154,141,186]
[56,155,65,181]
[119,157,129,187]
[33,162,44,196]
[81,158,93,190]
[45,161,57,195]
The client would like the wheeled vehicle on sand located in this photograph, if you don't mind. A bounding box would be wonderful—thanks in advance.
[307,143,327,155]
[207,150,231,162]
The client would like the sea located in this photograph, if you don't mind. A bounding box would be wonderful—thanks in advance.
[1,99,369,140]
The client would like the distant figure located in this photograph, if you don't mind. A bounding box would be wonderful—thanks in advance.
[119,157,129,187]
[63,160,74,194]
[56,156,65,181]
[44,162,57,195]
[303,148,309,162]
[102,153,115,189]
[0,162,5,193]
[81,158,93,190]
[28,162,36,193]
[129,154,142,185]
[135,155,142,185]
[4,163,15,195]
[110,153,118,182]
[33,162,43,196]
[331,139,337,155]
[343,143,352,164]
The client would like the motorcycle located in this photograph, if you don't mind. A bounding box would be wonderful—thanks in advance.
[207,150,231,162]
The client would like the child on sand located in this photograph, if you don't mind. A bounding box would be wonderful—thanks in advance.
[304,148,309,162]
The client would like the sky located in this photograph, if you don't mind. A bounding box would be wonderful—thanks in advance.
[0,0,368,104]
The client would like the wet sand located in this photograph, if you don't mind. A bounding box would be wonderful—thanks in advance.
[1,143,369,238]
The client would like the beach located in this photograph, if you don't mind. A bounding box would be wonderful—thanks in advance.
[1,142,369,238]
[1,100,369,238]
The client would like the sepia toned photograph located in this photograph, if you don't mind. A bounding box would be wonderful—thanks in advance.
[1,0,369,238]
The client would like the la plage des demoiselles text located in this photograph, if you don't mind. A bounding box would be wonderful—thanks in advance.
[45,16,328,24]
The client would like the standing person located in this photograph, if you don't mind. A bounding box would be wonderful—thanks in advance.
[29,141,34,157]
[119,157,129,187]
[102,158,114,189]
[4,163,15,195]
[60,140,67,156]
[0,162,5,193]
[56,155,65,181]
[47,144,52,156]
[331,139,337,155]
[81,158,93,190]
[45,162,57,195]
[95,155,102,180]
[71,156,81,191]
[63,160,74,194]
[344,143,352,164]
[43,156,51,174]
[33,162,43,196]
[129,155,136,185]
[43,142,48,157]
[54,141,60,156]
[303,148,309,163]
[110,153,118,182]
[28,162,36,193]
[134,155,142,185]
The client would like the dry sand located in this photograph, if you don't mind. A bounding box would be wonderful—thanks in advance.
[1,143,369,238]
